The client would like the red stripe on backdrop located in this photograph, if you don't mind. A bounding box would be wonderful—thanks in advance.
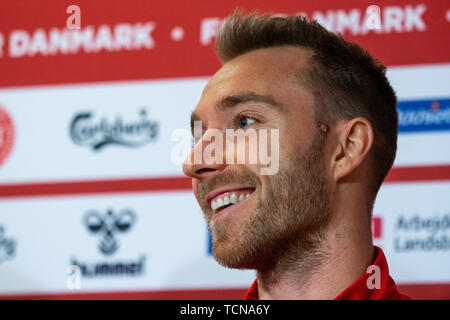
[384,164,450,183]
[0,165,449,198]
[0,283,448,300]
[0,176,192,198]
[0,0,449,88]
[0,288,247,300]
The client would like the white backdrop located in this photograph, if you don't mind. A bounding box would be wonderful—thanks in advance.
[0,0,449,299]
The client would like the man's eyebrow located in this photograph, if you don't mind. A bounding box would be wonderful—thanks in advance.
[216,92,281,112]
[190,92,281,135]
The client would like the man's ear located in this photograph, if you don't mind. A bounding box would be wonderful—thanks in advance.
[332,118,374,182]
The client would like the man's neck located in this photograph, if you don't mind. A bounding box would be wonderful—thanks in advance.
[256,218,374,300]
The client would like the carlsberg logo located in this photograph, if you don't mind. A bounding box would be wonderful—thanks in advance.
[70,109,159,151]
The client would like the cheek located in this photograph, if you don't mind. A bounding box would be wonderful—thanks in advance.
[192,180,201,202]
[276,130,292,162]
[279,127,309,161]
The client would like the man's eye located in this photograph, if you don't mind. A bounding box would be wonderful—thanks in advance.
[237,116,257,129]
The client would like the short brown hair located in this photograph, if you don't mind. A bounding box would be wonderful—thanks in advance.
[215,10,398,199]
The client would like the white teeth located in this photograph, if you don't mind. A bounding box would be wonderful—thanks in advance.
[211,191,253,212]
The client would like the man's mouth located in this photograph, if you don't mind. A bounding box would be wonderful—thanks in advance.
[207,188,255,213]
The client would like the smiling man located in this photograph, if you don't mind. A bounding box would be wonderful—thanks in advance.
[183,11,410,300]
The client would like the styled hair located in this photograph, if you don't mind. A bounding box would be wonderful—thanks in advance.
[215,10,398,199]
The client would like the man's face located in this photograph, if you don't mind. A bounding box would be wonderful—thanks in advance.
[183,46,332,270]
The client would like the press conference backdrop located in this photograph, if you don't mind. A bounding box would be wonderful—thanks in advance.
[0,0,449,300]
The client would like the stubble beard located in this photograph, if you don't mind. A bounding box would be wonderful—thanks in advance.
[199,132,332,272]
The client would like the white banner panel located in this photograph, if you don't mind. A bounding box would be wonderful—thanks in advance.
[0,191,254,294]
[374,181,450,283]
[0,78,206,183]
[0,64,449,183]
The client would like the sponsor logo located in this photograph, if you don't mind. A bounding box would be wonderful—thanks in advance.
[70,208,146,278]
[69,108,159,151]
[398,98,450,133]
[207,231,212,256]
[0,107,14,167]
[394,213,450,252]
[0,225,16,264]
[70,255,146,278]
[83,208,135,255]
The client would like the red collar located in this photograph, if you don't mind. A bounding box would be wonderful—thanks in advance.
[243,246,411,300]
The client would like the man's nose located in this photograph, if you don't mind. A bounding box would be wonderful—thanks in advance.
[182,129,227,180]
